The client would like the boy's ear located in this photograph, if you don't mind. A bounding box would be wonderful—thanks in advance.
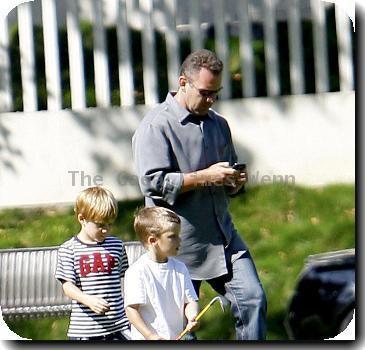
[77,213,85,224]
[148,235,157,246]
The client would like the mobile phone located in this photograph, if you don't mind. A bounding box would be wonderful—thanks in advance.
[232,163,247,171]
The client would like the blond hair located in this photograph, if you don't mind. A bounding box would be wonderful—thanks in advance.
[134,207,180,246]
[74,186,118,223]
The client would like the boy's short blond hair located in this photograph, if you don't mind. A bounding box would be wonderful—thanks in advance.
[75,186,118,223]
[134,207,181,246]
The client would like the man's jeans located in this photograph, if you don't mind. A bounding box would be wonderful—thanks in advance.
[193,250,267,340]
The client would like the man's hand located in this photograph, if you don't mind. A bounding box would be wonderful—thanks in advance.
[202,162,237,186]
[233,166,248,186]
[182,162,247,192]
[228,166,248,194]
[84,295,110,314]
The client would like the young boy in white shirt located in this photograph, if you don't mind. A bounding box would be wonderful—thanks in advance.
[124,206,199,340]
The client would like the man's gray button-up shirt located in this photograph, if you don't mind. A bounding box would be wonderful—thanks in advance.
[132,93,246,280]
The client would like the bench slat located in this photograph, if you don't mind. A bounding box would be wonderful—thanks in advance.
[0,241,145,319]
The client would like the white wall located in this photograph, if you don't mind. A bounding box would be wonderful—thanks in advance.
[0,91,354,208]
[217,91,355,186]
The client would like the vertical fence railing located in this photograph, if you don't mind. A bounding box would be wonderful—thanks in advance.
[189,0,203,52]
[263,0,280,96]
[238,0,255,97]
[287,0,304,95]
[164,0,180,92]
[0,0,355,113]
[117,0,135,106]
[92,0,111,107]
[311,0,329,93]
[17,2,38,112]
[66,0,86,109]
[140,0,158,105]
[41,0,62,110]
[0,17,13,112]
[213,0,231,100]
[335,6,354,92]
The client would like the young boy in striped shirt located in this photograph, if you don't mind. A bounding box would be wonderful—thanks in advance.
[55,186,130,340]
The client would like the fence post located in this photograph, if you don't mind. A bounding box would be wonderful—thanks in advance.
[238,0,255,97]
[335,6,354,91]
[288,0,304,95]
[0,17,13,112]
[117,0,135,106]
[140,0,158,105]
[310,0,329,93]
[66,0,86,109]
[17,2,38,112]
[92,0,111,107]
[214,0,231,100]
[263,0,280,96]
[164,0,180,92]
[41,0,62,110]
[189,0,203,51]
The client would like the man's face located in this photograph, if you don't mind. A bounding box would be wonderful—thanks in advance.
[184,68,222,116]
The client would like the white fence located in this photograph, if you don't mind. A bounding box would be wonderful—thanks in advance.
[0,0,354,113]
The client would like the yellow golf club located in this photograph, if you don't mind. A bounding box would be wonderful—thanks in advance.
[176,296,228,340]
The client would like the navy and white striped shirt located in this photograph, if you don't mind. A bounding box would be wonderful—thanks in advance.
[55,236,129,338]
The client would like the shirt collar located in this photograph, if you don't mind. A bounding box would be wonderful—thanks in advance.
[165,92,214,123]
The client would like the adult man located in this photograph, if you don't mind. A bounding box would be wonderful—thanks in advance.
[132,49,266,340]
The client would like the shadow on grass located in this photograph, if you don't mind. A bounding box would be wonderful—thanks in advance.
[196,309,236,340]
[266,310,290,340]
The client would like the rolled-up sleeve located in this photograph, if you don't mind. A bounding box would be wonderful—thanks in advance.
[133,122,183,206]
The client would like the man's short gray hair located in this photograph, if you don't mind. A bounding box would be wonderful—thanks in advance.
[180,49,223,79]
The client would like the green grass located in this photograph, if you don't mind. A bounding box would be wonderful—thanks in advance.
[1,183,355,340]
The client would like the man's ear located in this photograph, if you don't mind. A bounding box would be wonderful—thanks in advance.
[178,75,187,91]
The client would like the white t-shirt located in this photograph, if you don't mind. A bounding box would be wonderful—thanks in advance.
[124,253,198,340]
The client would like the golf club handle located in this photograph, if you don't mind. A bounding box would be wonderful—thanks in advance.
[176,327,190,340]
[175,302,213,340]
